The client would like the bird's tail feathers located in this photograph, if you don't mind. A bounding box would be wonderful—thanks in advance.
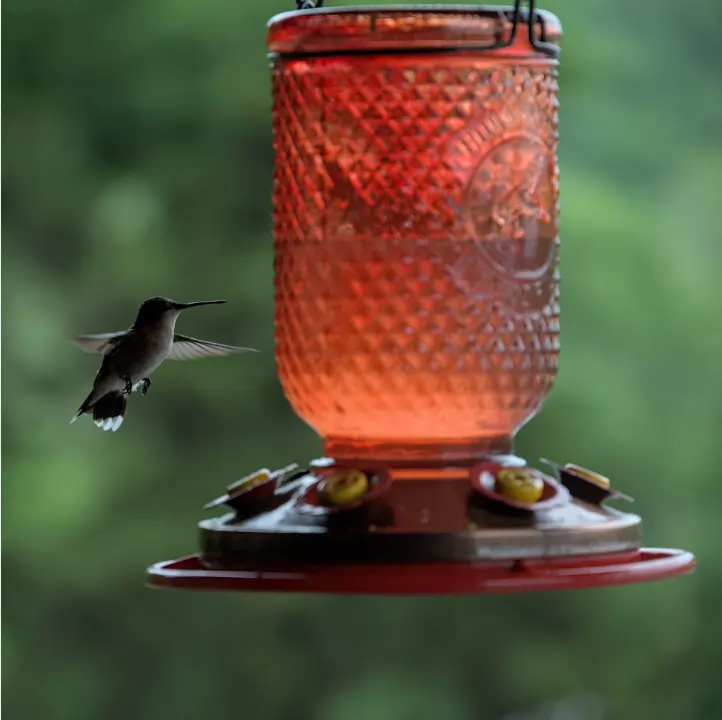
[70,391,94,425]
[91,392,127,432]
[70,390,127,432]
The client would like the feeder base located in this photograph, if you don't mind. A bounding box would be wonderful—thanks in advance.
[146,458,695,595]
[198,471,642,566]
[147,549,695,595]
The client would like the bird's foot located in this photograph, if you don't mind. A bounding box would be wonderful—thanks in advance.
[123,376,133,395]
[141,378,151,395]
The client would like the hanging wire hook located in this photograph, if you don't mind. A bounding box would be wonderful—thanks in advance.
[296,0,324,9]
[526,0,559,55]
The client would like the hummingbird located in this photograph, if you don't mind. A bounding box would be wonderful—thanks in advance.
[70,296,257,431]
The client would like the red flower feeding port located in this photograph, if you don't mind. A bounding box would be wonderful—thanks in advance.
[147,1,695,595]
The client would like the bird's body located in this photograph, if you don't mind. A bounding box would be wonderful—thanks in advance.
[76,324,173,417]
[71,296,256,431]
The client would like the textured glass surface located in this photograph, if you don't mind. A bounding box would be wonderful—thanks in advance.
[271,31,560,462]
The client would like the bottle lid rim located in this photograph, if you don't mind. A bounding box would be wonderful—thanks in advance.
[267,5,562,58]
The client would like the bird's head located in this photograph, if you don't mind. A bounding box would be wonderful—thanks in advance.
[133,296,226,327]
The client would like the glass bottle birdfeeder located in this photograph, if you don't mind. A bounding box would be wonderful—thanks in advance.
[148,1,694,594]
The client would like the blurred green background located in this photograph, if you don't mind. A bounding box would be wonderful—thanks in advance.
[3,0,721,718]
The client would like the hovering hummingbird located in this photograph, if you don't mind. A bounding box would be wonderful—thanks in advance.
[70,296,257,431]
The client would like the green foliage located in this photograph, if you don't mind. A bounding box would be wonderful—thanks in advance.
[3,0,721,718]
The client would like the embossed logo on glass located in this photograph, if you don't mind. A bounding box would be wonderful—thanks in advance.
[446,102,559,318]
[464,135,555,282]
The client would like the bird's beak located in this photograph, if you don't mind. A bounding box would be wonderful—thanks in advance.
[172,300,227,310]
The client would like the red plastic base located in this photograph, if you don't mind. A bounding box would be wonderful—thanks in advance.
[146,549,694,596]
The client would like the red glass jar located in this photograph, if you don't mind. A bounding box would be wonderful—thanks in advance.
[268,6,562,465]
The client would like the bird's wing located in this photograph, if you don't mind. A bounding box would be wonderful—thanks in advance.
[72,331,128,355]
[168,334,258,361]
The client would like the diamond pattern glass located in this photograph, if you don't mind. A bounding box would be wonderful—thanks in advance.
[269,9,562,464]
